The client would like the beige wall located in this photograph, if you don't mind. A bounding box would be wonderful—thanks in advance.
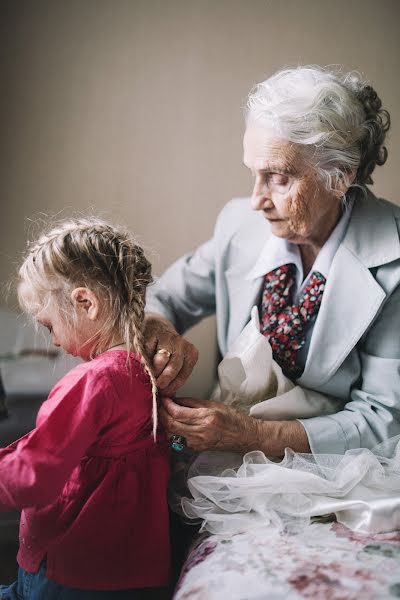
[1,0,399,396]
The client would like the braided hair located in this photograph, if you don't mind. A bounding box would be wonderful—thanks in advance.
[18,217,159,440]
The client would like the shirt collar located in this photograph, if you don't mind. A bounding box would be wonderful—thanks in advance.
[246,199,354,282]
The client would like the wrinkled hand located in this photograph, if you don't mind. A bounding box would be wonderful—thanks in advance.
[160,397,260,452]
[144,313,199,396]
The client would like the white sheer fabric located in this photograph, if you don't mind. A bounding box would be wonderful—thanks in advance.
[182,437,400,535]
[178,308,400,535]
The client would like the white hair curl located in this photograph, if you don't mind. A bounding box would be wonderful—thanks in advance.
[246,66,390,194]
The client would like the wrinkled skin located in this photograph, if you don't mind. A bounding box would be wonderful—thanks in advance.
[243,126,345,272]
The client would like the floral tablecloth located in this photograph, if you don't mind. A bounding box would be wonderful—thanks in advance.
[174,521,400,599]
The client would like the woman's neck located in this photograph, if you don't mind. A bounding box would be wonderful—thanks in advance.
[300,200,343,276]
[300,245,319,277]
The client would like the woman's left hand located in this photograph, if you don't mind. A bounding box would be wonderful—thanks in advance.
[160,397,311,455]
[160,396,259,452]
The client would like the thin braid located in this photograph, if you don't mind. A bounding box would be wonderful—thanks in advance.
[130,295,158,441]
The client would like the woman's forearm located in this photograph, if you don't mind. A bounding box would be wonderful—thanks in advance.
[239,417,311,456]
[160,397,311,455]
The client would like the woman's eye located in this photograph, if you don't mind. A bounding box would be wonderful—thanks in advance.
[269,173,290,186]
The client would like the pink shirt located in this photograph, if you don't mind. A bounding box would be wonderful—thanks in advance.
[0,351,170,590]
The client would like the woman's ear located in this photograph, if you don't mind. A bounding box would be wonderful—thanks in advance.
[70,287,99,321]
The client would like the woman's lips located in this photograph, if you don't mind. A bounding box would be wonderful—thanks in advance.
[264,214,283,222]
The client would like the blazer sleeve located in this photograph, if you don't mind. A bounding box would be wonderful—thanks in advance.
[146,239,217,334]
[0,368,113,510]
[298,282,400,454]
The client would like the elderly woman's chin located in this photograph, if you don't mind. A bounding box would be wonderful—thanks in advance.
[266,218,292,239]
[266,217,285,229]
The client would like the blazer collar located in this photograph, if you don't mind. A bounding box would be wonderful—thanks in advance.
[246,199,354,284]
[342,189,400,268]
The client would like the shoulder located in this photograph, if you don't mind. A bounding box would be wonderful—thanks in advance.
[344,190,400,268]
[85,351,150,389]
[91,352,153,407]
[350,189,400,226]
[37,358,117,427]
[48,352,145,400]
[46,353,151,419]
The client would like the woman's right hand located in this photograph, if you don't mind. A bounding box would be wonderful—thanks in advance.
[143,313,199,396]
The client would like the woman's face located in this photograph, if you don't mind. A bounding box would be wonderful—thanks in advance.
[243,125,343,248]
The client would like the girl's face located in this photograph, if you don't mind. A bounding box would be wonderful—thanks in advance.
[35,289,102,361]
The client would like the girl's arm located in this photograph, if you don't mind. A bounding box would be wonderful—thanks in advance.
[0,367,113,511]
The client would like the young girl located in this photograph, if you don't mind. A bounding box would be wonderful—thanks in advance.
[0,218,170,599]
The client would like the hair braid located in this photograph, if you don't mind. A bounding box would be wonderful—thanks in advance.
[129,294,158,440]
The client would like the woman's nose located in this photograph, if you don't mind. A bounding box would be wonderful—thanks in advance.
[251,180,273,211]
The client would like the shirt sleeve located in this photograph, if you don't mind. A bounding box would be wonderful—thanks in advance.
[0,366,114,511]
[298,282,400,454]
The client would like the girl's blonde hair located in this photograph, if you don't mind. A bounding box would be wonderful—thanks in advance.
[18,217,159,439]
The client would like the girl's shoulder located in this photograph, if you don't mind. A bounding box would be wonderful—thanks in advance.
[49,351,148,401]
[38,351,154,440]
[88,350,152,395]
[91,350,148,381]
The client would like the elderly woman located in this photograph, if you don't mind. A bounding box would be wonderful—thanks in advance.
[145,65,398,458]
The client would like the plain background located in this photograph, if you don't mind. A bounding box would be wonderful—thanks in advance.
[1,0,399,397]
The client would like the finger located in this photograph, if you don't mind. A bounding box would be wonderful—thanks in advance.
[144,334,158,358]
[159,406,204,438]
[162,397,208,424]
[152,349,173,377]
[161,346,199,396]
[160,362,191,397]
[156,350,184,390]
[173,396,210,409]
[159,406,175,436]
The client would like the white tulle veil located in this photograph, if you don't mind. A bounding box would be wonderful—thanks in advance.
[172,307,400,536]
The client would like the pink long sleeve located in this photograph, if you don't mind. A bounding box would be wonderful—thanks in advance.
[0,367,113,510]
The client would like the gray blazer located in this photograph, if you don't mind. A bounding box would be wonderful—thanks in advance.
[147,191,400,454]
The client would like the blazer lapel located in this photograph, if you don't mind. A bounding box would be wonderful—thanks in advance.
[224,215,270,352]
[297,244,386,388]
[298,191,400,388]
[225,268,264,350]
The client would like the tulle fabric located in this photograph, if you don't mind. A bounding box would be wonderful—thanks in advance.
[181,435,400,535]
[173,306,400,536]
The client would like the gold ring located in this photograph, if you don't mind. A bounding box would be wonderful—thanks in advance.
[156,348,172,359]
